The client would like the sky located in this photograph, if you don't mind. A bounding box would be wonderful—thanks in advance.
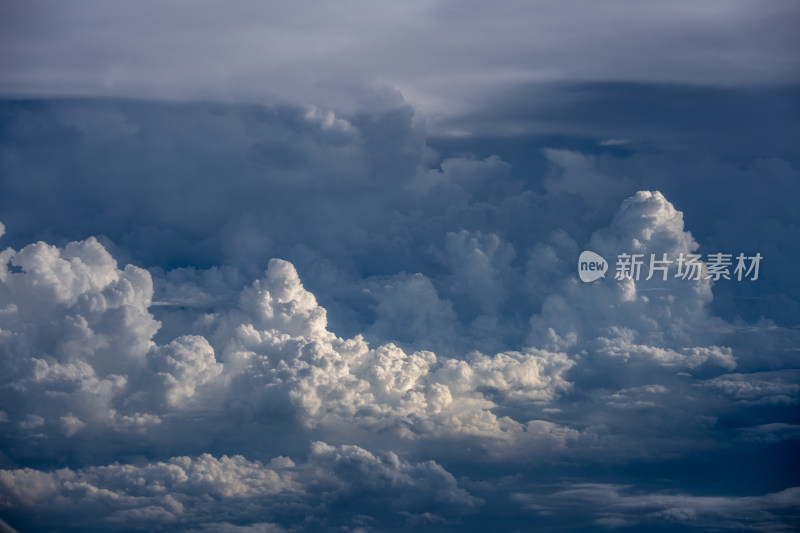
[0,1,799,532]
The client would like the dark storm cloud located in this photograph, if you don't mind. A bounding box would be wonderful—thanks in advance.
[431,82,800,155]
[0,97,559,348]
[2,93,798,335]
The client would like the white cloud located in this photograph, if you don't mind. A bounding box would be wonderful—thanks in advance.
[0,452,294,520]
[308,441,480,507]
[529,191,731,368]
[0,237,158,376]
[58,413,87,437]
[0,238,164,439]
[147,336,222,409]
[702,371,800,405]
[218,259,574,441]
[598,138,633,147]
[595,335,736,370]
[0,238,576,452]
[602,384,669,409]
[0,442,478,530]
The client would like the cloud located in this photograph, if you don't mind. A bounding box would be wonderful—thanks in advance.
[595,337,735,370]
[0,0,797,524]
[366,272,460,352]
[701,371,800,405]
[307,441,480,507]
[1,1,797,121]
[529,191,730,362]
[514,483,800,532]
[216,259,574,442]
[738,423,800,443]
[438,229,516,314]
[0,237,163,446]
[0,186,791,472]
[542,149,634,211]
[601,384,669,409]
[598,138,633,147]
[0,233,578,462]
[0,442,478,531]
[0,96,797,530]
[146,336,222,409]
[2,97,796,338]
[0,237,158,375]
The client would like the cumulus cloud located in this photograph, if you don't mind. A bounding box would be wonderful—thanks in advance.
[0,237,162,444]
[0,442,478,531]
[366,272,460,352]
[0,237,158,374]
[0,180,796,530]
[146,336,222,409]
[2,97,796,341]
[438,229,516,313]
[0,233,577,461]
[0,3,798,526]
[0,188,787,469]
[0,236,227,453]
[601,384,669,409]
[216,258,574,442]
[529,190,730,365]
[0,453,294,509]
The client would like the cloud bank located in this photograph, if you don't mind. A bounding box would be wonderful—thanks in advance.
[0,15,797,521]
[1,180,797,530]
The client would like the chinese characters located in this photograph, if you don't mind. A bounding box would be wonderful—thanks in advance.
[614,252,762,281]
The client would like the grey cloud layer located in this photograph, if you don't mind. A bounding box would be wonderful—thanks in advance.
[514,483,800,532]
[1,1,798,119]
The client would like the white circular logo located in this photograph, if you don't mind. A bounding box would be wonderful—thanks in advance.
[578,251,608,282]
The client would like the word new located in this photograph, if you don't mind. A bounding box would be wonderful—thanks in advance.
[578,251,608,282]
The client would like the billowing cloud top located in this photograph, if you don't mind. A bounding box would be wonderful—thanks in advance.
[1,183,798,530]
